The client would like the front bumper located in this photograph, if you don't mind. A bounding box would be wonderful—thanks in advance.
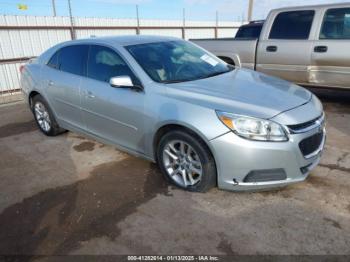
[210,126,325,191]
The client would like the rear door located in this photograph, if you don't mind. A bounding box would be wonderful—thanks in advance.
[310,7,350,89]
[256,10,315,84]
[43,44,88,129]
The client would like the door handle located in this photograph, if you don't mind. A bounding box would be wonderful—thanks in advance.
[266,46,277,52]
[87,91,95,98]
[314,46,328,53]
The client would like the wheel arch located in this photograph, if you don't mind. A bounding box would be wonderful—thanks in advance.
[152,123,217,167]
[28,90,40,108]
[217,56,235,66]
[216,53,241,67]
[28,90,59,121]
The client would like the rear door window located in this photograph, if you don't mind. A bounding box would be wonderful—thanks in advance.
[47,51,59,69]
[320,8,350,39]
[269,10,315,39]
[57,45,89,76]
[236,24,263,39]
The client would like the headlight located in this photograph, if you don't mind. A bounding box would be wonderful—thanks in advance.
[216,111,288,141]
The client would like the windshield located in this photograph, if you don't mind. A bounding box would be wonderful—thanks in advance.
[125,40,233,83]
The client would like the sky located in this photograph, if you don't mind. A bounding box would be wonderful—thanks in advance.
[0,0,347,21]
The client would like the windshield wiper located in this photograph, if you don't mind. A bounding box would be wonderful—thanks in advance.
[162,79,186,84]
[197,68,233,80]
[162,67,234,84]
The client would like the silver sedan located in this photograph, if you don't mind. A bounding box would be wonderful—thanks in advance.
[20,35,325,192]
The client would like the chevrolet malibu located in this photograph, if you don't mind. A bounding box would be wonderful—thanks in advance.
[21,36,326,192]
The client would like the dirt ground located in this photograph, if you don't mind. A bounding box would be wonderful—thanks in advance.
[0,89,349,257]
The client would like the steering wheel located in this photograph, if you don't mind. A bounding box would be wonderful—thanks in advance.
[174,63,194,79]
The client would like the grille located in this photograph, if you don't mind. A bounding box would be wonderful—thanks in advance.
[288,114,324,134]
[243,169,287,183]
[299,132,324,157]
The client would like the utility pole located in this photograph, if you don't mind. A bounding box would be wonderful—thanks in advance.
[247,0,254,22]
[68,0,75,39]
[136,5,140,35]
[52,0,56,16]
[215,10,218,38]
[182,8,185,39]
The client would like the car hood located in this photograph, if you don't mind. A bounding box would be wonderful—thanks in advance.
[165,68,312,119]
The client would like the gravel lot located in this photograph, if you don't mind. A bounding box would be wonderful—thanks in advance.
[0,89,349,256]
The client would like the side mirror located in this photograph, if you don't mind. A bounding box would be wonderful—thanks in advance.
[109,76,134,88]
[109,76,143,92]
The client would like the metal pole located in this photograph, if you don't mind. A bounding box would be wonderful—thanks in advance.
[183,8,186,27]
[68,0,75,39]
[247,0,254,22]
[52,0,56,16]
[215,10,218,39]
[182,8,185,39]
[136,5,140,35]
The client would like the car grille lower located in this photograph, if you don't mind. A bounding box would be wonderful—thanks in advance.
[299,131,324,157]
[243,169,287,183]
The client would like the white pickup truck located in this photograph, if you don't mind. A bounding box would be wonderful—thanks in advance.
[192,3,350,90]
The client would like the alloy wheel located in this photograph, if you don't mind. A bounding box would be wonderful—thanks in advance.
[34,102,51,132]
[162,140,203,187]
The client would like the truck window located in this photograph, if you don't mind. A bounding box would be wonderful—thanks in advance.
[320,8,350,39]
[235,24,263,39]
[269,10,315,40]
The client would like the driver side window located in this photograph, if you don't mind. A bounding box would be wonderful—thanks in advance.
[87,45,133,83]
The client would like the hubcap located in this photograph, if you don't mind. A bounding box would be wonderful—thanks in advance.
[162,140,203,187]
[34,102,51,132]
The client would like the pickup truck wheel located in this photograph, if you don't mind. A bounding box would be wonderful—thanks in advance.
[157,130,216,192]
[32,95,65,136]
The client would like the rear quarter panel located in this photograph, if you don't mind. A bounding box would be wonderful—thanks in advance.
[20,61,43,105]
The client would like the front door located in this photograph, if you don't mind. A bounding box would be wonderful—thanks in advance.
[80,45,145,153]
[256,10,315,85]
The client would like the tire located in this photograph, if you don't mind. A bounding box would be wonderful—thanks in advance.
[32,94,65,136]
[157,130,216,192]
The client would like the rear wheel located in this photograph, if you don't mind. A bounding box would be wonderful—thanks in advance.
[32,95,65,136]
[157,130,216,192]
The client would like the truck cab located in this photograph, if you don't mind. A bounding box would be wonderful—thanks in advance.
[192,3,350,90]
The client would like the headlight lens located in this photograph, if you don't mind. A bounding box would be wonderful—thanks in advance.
[216,111,288,141]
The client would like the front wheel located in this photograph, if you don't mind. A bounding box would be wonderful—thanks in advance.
[157,130,216,192]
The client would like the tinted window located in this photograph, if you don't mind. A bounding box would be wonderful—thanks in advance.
[58,45,88,76]
[47,51,59,69]
[126,41,232,84]
[269,11,315,39]
[320,8,350,39]
[87,45,133,83]
[236,24,263,39]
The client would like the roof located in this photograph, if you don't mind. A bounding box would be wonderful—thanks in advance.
[272,2,350,12]
[71,35,181,47]
[241,20,264,27]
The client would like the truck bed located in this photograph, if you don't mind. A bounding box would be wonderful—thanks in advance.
[191,38,258,70]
